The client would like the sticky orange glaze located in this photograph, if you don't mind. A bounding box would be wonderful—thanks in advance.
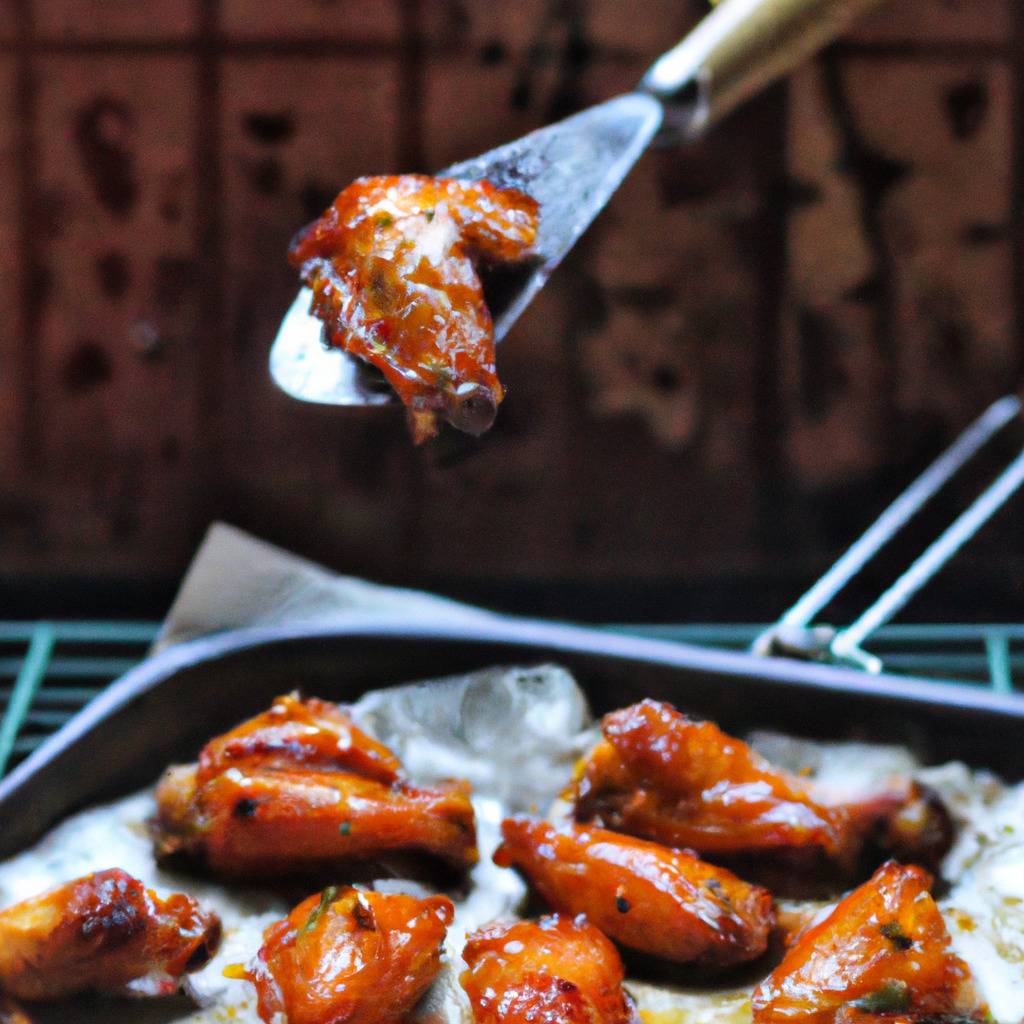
[290,174,539,443]
[575,699,847,858]
[243,886,453,1024]
[495,817,774,969]
[461,915,637,1024]
[165,765,476,875]
[0,869,220,1001]
[197,693,402,786]
[751,861,983,1024]
[574,700,951,874]
[153,695,478,877]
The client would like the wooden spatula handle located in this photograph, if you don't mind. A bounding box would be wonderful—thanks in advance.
[640,0,886,139]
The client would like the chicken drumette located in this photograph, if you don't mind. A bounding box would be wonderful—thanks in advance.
[290,174,540,443]
[574,700,951,878]
[461,914,638,1024]
[0,868,220,1003]
[752,861,983,1024]
[234,886,453,1024]
[496,817,774,969]
[153,693,477,878]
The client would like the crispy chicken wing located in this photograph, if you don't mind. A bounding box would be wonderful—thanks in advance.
[751,861,983,1024]
[574,700,950,873]
[155,763,476,876]
[0,869,220,1002]
[461,915,637,1024]
[197,693,402,785]
[153,694,477,877]
[236,886,453,1024]
[495,817,774,969]
[290,174,540,443]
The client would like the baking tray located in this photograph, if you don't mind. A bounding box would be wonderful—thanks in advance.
[2,615,1024,860]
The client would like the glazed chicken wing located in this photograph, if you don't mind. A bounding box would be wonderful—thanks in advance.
[574,700,950,873]
[236,886,453,1024]
[751,861,983,1024]
[461,915,637,1024]
[495,817,774,969]
[290,174,540,443]
[197,692,402,785]
[155,763,476,876]
[153,694,477,877]
[0,869,220,1002]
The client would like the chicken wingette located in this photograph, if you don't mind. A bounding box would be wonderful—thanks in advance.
[290,174,540,443]
[461,915,637,1024]
[153,693,477,877]
[235,886,453,1024]
[496,817,774,969]
[752,861,983,1024]
[0,869,220,1002]
[574,700,950,874]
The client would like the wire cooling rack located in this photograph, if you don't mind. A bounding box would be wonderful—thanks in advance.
[0,620,1021,779]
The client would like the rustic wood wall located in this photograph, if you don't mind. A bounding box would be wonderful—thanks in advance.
[1,0,1022,619]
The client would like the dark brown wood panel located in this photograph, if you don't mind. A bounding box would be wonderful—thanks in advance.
[0,0,1020,618]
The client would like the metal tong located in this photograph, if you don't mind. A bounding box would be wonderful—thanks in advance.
[753,396,1024,672]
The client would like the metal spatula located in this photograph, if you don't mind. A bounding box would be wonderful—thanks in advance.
[271,0,884,407]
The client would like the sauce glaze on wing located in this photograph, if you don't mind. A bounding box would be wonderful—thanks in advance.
[574,700,951,875]
[752,861,984,1024]
[461,914,638,1024]
[238,886,453,1024]
[495,817,774,969]
[0,868,220,1001]
[290,174,539,443]
[197,692,403,785]
[152,694,478,877]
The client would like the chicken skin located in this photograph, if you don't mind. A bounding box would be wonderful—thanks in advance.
[236,886,453,1024]
[496,817,774,969]
[290,174,540,443]
[153,694,477,877]
[461,915,637,1024]
[574,700,951,874]
[0,869,220,1002]
[751,861,983,1024]
[197,693,403,785]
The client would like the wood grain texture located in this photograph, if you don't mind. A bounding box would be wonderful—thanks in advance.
[0,0,1021,609]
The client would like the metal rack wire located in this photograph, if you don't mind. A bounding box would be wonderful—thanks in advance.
[0,619,1020,780]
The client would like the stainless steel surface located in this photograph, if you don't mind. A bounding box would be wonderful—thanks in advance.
[270,0,885,409]
[754,396,1024,671]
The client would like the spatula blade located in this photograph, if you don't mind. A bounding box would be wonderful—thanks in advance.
[270,92,663,406]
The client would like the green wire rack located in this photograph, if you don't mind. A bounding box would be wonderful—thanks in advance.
[0,620,1021,779]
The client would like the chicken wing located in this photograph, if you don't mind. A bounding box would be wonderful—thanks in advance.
[153,694,478,877]
[751,861,983,1024]
[495,817,774,969]
[197,692,402,785]
[155,764,476,876]
[0,868,220,1002]
[235,886,453,1024]
[574,700,950,873]
[461,914,637,1024]
[290,174,540,443]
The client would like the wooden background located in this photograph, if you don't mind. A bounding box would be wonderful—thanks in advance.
[1,0,1022,621]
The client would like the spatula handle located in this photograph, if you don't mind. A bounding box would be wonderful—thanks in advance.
[640,0,886,139]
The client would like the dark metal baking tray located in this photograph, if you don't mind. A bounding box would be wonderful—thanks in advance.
[2,615,1023,859]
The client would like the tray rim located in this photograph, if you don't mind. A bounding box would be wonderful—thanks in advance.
[5,612,1024,808]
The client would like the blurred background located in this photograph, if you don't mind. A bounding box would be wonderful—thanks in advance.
[0,0,1021,623]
